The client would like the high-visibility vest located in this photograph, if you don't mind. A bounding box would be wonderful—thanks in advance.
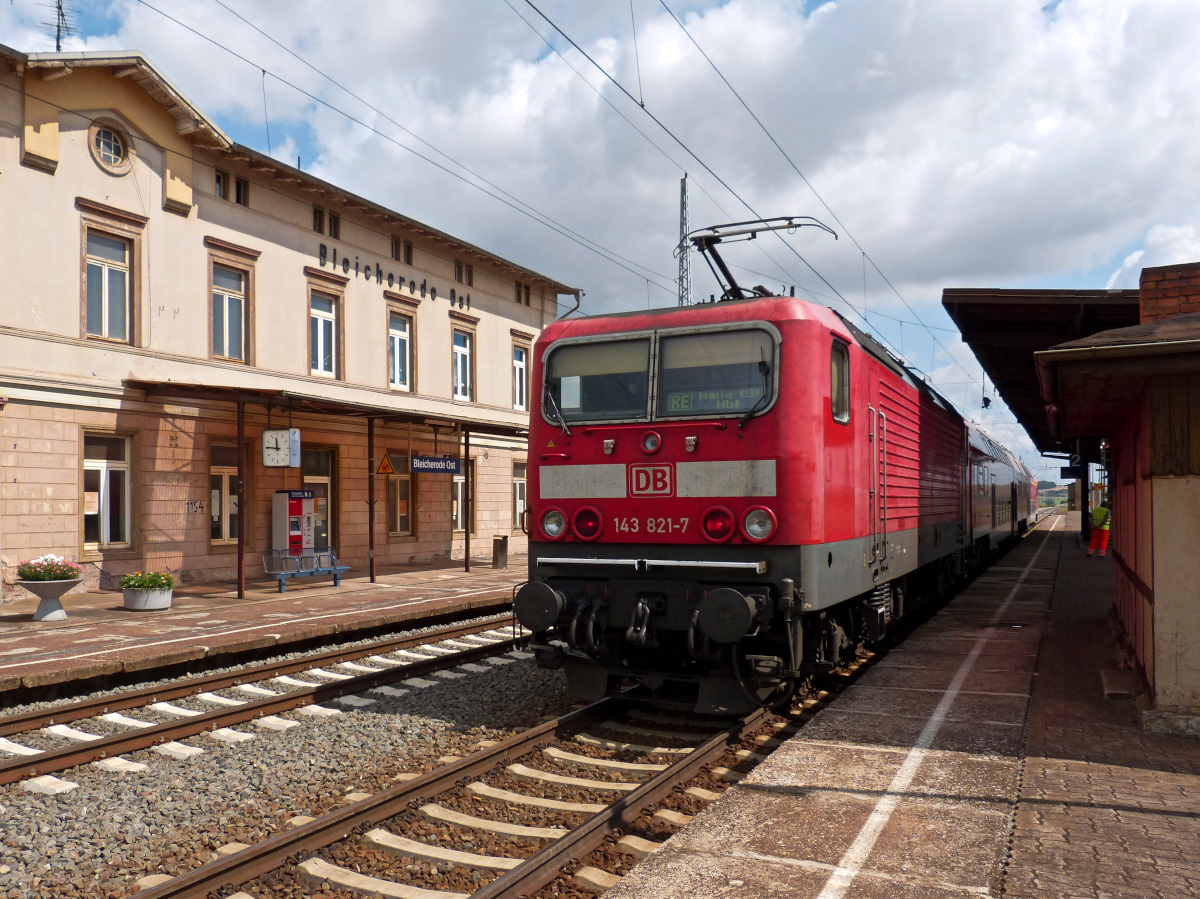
[1092,506,1111,530]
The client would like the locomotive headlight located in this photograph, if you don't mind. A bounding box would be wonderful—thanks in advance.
[701,506,736,543]
[573,507,603,541]
[640,430,662,454]
[742,507,777,542]
[541,509,568,540]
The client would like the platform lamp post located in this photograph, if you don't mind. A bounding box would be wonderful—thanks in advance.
[464,427,471,573]
[237,400,246,599]
[368,417,376,584]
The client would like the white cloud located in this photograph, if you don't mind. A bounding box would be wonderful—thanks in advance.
[4,0,1199,472]
[1106,224,1200,288]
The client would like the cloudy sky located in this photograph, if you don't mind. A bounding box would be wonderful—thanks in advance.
[5,0,1198,479]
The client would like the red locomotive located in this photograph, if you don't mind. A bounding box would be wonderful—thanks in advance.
[514,220,1035,712]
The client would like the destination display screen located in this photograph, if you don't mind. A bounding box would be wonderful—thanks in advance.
[663,385,764,413]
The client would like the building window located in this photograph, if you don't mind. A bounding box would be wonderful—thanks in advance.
[310,292,338,377]
[83,435,130,548]
[515,281,531,306]
[391,236,401,262]
[328,212,341,239]
[215,170,229,199]
[513,345,528,411]
[513,462,527,529]
[403,240,413,265]
[453,330,473,401]
[388,312,412,391]
[465,264,474,287]
[455,260,464,283]
[386,454,413,536]
[212,265,246,362]
[86,230,131,342]
[452,460,475,533]
[831,339,850,424]
[87,120,135,176]
[235,177,250,207]
[210,445,240,544]
[95,128,125,167]
[313,207,325,233]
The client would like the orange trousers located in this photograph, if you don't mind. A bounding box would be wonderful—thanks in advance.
[1088,527,1110,555]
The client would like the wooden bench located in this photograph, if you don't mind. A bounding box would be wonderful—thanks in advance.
[261,549,351,593]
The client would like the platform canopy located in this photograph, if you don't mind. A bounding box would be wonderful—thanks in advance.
[942,288,1140,455]
[123,380,527,439]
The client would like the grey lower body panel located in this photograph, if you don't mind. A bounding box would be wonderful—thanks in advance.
[530,521,971,611]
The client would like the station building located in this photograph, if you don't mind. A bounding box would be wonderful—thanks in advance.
[0,45,575,597]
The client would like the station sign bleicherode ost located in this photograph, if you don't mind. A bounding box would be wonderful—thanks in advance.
[411,455,462,475]
[318,243,471,309]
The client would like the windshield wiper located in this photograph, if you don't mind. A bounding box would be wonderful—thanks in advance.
[543,382,572,438]
[738,357,771,428]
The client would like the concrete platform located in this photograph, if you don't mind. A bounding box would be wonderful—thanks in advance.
[608,512,1200,899]
[0,556,525,696]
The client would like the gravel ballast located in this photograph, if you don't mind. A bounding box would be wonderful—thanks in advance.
[0,628,570,899]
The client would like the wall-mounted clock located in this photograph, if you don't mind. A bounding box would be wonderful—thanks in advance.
[262,428,301,467]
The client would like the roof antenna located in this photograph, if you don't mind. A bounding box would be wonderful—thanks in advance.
[45,0,75,52]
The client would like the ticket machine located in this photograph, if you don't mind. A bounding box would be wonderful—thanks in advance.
[272,489,315,556]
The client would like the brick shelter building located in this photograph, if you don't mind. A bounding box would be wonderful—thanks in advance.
[1036,262,1200,728]
[0,45,575,598]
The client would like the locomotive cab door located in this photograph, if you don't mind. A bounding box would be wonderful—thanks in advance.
[867,370,888,573]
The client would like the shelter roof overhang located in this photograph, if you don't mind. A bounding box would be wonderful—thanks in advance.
[123,380,528,440]
[942,288,1140,455]
[1034,311,1200,444]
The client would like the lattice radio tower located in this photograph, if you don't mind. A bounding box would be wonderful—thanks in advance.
[678,173,691,306]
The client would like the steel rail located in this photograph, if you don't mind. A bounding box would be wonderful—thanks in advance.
[132,697,622,899]
[0,634,519,786]
[0,612,513,738]
[474,703,772,899]
[134,697,770,899]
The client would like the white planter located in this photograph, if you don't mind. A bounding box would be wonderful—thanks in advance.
[15,578,82,622]
[123,587,173,611]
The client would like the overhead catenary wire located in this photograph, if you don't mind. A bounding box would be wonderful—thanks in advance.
[656,0,990,395]
[517,0,862,325]
[204,0,674,291]
[126,0,676,295]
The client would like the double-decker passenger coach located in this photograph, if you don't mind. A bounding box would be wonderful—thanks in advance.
[514,220,1033,712]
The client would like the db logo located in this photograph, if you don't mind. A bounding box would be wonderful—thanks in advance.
[629,464,673,496]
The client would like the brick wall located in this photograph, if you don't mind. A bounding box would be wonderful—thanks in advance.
[1139,262,1200,324]
[2,400,528,599]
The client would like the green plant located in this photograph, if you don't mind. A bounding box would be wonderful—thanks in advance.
[120,571,176,590]
[16,554,82,581]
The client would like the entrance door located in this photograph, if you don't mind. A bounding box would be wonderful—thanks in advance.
[303,448,334,552]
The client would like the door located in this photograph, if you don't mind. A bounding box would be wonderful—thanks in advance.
[867,371,888,568]
[303,448,334,552]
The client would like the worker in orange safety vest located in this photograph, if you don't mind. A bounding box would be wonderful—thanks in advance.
[1087,497,1111,557]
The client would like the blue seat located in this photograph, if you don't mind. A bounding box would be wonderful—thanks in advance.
[261,549,350,593]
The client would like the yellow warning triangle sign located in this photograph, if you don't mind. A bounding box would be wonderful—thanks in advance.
[375,454,396,476]
[547,439,555,448]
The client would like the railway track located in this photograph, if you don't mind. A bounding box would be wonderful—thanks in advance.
[122,662,866,899]
[0,616,523,789]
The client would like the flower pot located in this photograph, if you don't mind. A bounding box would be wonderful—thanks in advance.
[123,587,173,611]
[15,578,83,622]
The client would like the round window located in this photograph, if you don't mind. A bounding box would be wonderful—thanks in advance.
[87,121,135,175]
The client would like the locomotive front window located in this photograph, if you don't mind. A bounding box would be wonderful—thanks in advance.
[657,329,774,417]
[545,338,650,422]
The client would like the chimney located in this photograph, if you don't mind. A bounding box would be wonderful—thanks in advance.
[1139,261,1200,324]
